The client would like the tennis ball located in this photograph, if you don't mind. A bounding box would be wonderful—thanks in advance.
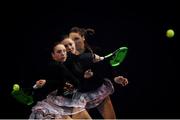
[13,84,20,91]
[166,29,175,38]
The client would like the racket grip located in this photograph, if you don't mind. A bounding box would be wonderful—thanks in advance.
[33,84,38,89]
[99,56,104,61]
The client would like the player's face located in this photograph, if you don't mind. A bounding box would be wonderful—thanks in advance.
[69,32,85,52]
[52,44,67,62]
[61,38,76,54]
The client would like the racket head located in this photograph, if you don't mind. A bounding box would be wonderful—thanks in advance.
[11,88,34,105]
[110,47,128,67]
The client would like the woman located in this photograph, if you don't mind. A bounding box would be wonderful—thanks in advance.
[61,33,128,119]
[29,43,92,119]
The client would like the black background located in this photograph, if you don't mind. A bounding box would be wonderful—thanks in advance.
[0,1,179,119]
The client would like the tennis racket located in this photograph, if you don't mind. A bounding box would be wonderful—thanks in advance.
[11,84,34,106]
[104,47,128,67]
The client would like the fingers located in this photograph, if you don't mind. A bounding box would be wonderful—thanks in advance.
[85,69,91,73]
[35,79,46,88]
[93,54,104,62]
[84,69,93,79]
[121,78,128,86]
[64,82,74,92]
[36,79,46,84]
[114,76,129,86]
[65,82,74,88]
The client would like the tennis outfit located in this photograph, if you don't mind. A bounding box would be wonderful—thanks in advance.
[29,60,86,119]
[65,52,115,109]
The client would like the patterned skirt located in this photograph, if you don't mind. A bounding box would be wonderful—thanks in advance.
[29,90,87,119]
[81,78,114,109]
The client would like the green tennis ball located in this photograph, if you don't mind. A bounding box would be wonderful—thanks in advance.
[13,84,20,91]
[166,29,175,38]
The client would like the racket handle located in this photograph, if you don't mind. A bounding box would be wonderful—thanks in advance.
[33,84,38,89]
[104,53,113,59]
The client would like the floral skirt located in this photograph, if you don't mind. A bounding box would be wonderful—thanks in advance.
[29,90,86,119]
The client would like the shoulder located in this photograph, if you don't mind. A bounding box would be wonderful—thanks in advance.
[79,52,94,61]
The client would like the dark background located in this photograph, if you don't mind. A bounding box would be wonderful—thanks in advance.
[0,1,179,119]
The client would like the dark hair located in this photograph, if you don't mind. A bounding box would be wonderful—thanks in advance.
[50,41,62,53]
[70,27,95,39]
[69,27,95,54]
[59,34,69,43]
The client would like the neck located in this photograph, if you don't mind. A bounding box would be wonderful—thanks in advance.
[78,48,85,54]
